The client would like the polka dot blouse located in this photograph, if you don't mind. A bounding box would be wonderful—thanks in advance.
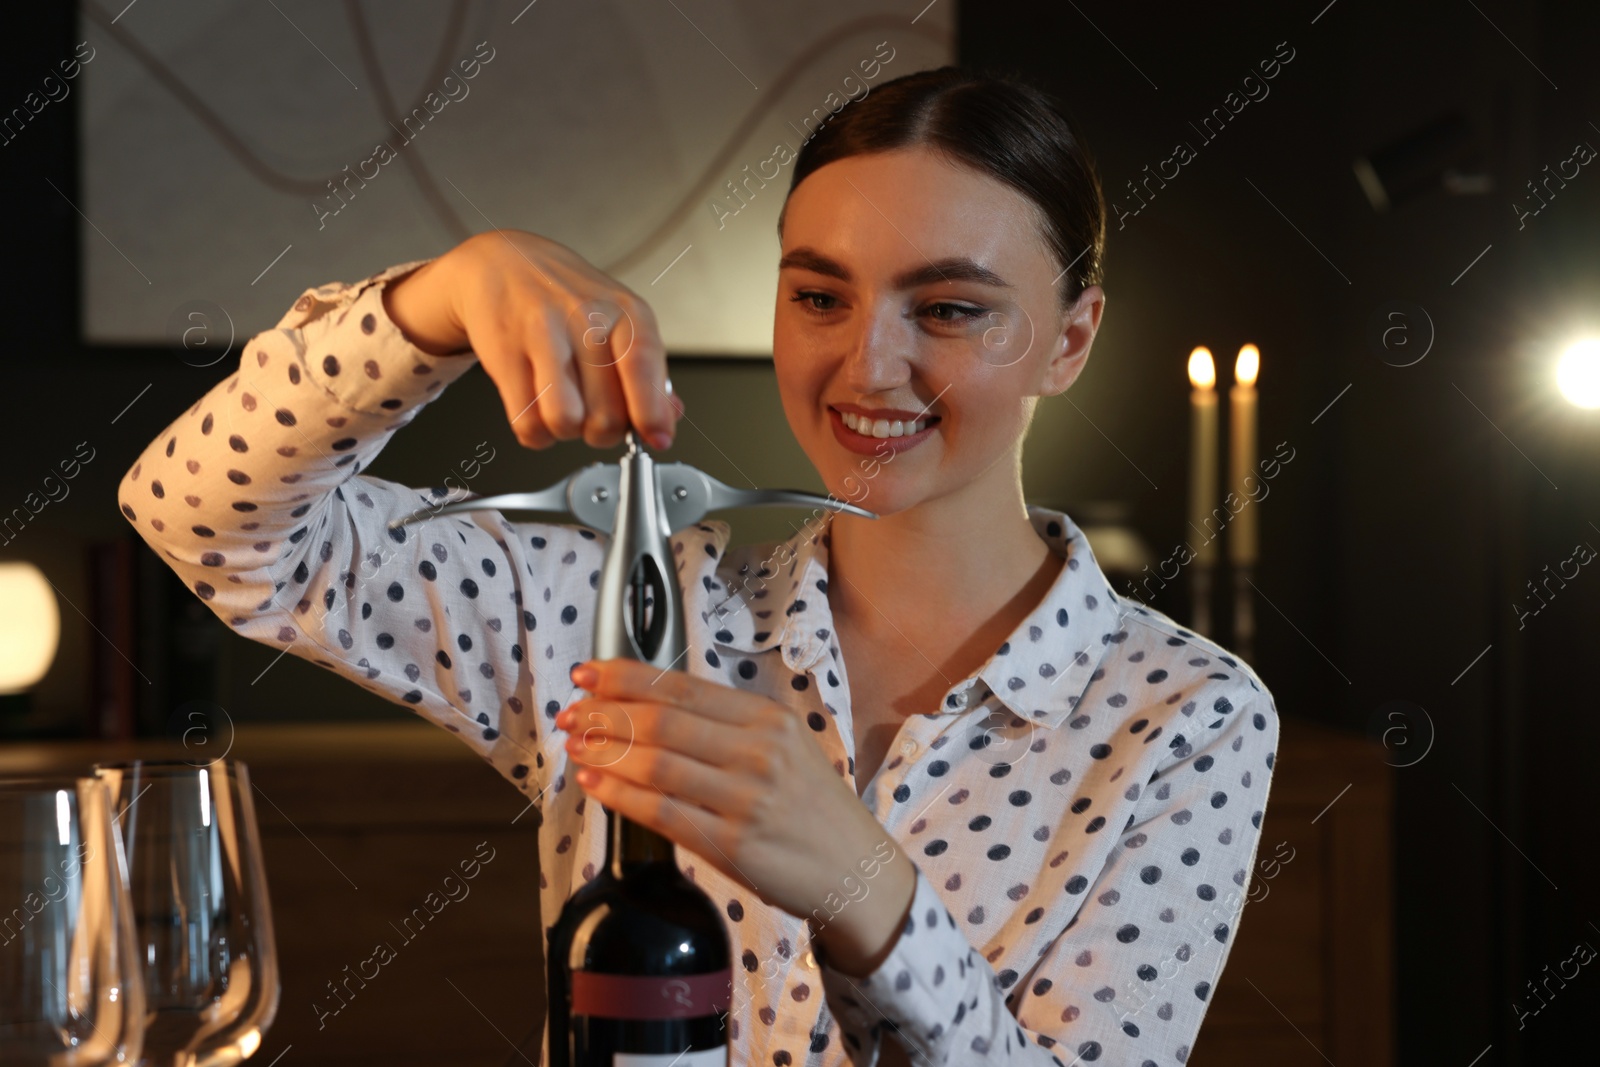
[118,260,1282,1067]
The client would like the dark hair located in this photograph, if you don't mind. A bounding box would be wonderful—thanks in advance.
[780,66,1106,307]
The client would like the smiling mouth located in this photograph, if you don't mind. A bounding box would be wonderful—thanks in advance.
[834,409,941,439]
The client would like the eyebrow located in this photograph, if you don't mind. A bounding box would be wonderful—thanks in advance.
[777,247,1012,290]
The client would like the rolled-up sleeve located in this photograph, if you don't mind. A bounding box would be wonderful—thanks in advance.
[818,693,1280,1065]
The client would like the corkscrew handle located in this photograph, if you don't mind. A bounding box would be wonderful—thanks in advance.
[594,431,679,668]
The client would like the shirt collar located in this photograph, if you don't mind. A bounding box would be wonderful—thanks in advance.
[699,504,1123,729]
[972,506,1130,729]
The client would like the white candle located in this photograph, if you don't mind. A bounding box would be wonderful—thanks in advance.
[1187,347,1218,567]
[1229,344,1259,567]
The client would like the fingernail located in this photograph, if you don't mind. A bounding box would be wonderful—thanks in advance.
[571,663,597,687]
[650,430,674,450]
[671,394,686,417]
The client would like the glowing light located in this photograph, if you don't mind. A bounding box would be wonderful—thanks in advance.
[236,1029,261,1058]
[55,789,70,846]
[1556,337,1600,408]
[1188,347,1216,390]
[0,563,59,694]
[1235,344,1260,388]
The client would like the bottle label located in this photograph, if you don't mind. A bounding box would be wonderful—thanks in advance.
[613,1050,726,1066]
[571,969,732,1020]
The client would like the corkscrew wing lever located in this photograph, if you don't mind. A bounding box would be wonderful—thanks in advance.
[386,435,877,536]
[387,430,875,670]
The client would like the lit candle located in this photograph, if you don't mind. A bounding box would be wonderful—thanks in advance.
[1187,347,1218,567]
[1229,344,1260,567]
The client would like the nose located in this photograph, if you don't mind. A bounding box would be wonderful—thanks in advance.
[840,302,912,396]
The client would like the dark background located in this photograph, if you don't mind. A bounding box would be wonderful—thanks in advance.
[2,0,1597,1061]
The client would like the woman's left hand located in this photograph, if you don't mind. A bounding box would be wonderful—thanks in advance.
[557,657,916,975]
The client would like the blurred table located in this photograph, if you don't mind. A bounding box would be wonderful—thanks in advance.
[0,713,1390,1065]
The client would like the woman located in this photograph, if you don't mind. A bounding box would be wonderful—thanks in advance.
[120,66,1279,1066]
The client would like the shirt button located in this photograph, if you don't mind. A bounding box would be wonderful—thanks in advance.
[899,738,918,757]
[803,951,817,969]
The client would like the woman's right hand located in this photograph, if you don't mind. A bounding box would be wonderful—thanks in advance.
[381,229,683,451]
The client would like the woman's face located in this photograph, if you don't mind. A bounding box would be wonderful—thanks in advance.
[773,145,1103,517]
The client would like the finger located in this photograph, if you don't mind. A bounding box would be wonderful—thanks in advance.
[609,295,676,448]
[575,659,755,724]
[567,737,746,814]
[564,696,746,767]
[473,322,554,449]
[525,308,586,440]
[572,765,743,880]
[563,696,644,770]
[569,301,629,448]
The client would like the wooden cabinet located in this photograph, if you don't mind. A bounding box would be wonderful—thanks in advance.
[1192,717,1395,1066]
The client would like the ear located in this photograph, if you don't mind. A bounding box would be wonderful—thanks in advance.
[1040,285,1105,397]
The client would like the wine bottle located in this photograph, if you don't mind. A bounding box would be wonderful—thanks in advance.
[545,435,731,1065]
[546,801,732,1065]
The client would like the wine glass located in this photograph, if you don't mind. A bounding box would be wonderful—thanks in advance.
[92,760,279,1067]
[0,774,148,1065]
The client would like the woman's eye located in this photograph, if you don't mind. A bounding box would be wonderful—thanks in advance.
[791,291,839,315]
[923,302,987,324]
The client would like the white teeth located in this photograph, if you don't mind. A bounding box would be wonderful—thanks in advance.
[841,411,933,438]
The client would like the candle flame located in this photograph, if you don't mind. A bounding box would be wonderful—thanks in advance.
[1235,344,1260,387]
[1188,347,1216,390]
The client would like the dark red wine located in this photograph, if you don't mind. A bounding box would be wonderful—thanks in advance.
[546,803,731,1065]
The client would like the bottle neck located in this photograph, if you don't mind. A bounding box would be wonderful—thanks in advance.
[604,804,675,877]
